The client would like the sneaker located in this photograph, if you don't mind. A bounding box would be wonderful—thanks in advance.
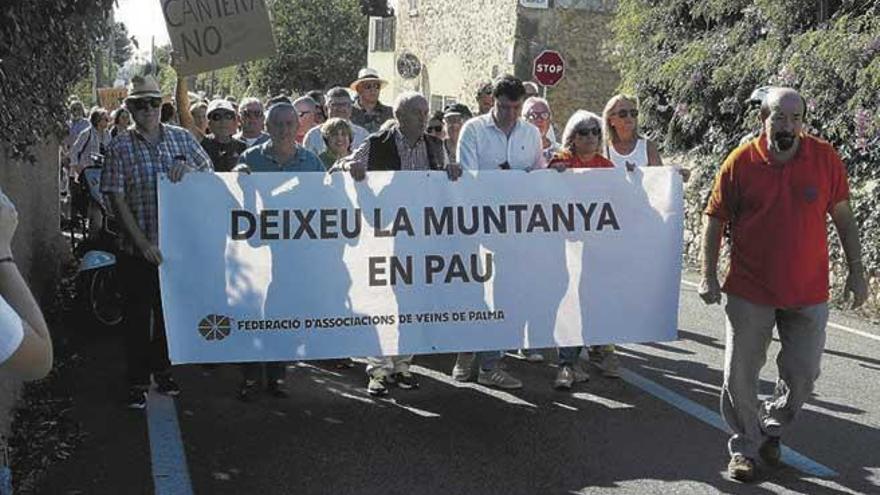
[592,348,621,378]
[367,375,390,396]
[154,372,181,396]
[452,353,477,382]
[126,387,147,409]
[554,365,575,390]
[727,454,756,482]
[392,371,420,390]
[759,435,782,467]
[477,368,523,389]
[514,349,545,363]
[238,380,260,402]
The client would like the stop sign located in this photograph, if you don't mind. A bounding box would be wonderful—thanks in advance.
[533,50,565,87]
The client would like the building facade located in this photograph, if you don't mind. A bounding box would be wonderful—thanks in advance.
[367,0,620,131]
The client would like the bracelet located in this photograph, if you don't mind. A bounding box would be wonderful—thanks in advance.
[0,257,13,264]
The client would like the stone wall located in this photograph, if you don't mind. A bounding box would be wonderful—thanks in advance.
[514,1,620,133]
[0,138,67,435]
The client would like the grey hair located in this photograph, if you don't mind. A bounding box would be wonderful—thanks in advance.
[292,96,318,111]
[239,97,263,112]
[266,102,297,124]
[561,110,603,150]
[393,91,427,117]
[521,96,550,118]
[325,87,352,100]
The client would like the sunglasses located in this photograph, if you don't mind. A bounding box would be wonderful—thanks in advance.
[241,110,263,118]
[427,125,444,133]
[614,109,639,119]
[130,98,162,111]
[576,127,602,137]
[360,82,381,90]
[209,112,236,121]
[526,111,550,121]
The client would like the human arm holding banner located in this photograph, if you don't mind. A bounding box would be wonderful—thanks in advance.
[336,140,369,181]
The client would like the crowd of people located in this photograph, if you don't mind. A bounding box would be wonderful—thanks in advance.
[55,67,869,483]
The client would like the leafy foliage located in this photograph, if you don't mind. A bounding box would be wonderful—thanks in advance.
[0,0,116,160]
[243,0,369,95]
[609,0,880,283]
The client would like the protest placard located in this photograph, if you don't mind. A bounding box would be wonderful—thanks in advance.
[97,87,128,110]
[159,168,684,364]
[160,0,276,76]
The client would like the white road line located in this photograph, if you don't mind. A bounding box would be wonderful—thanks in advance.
[680,279,880,343]
[619,368,838,478]
[147,390,194,495]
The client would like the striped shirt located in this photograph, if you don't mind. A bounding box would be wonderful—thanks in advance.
[101,124,213,253]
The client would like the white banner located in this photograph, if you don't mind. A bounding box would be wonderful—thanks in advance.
[159,168,683,364]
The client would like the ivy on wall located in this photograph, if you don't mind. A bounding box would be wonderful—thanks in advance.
[0,0,115,161]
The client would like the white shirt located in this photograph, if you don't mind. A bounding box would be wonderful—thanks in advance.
[0,296,23,365]
[302,122,370,156]
[457,113,545,171]
[606,138,649,168]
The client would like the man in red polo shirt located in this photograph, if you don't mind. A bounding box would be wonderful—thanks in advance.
[700,87,869,482]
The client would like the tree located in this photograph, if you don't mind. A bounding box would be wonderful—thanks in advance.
[112,21,133,67]
[244,0,369,95]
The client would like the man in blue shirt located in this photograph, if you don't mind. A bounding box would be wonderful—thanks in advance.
[234,102,323,401]
[237,103,325,173]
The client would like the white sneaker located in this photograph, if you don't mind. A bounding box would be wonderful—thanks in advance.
[554,363,589,390]
[452,353,477,382]
[477,368,523,389]
[514,349,544,363]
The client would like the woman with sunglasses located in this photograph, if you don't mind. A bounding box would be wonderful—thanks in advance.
[602,94,662,169]
[548,110,612,171]
[523,96,560,163]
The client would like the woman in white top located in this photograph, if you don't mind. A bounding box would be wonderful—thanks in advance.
[70,107,112,174]
[0,189,53,380]
[602,94,663,169]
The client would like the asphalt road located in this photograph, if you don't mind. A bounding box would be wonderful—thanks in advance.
[37,275,880,494]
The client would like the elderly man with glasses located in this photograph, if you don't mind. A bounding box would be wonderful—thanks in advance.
[100,75,213,410]
[303,87,369,156]
[350,68,394,133]
[200,99,247,172]
[234,97,270,148]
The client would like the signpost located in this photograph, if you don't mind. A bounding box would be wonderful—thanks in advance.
[533,50,566,87]
[160,0,276,76]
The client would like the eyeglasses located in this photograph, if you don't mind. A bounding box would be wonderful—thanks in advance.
[129,98,162,112]
[576,127,602,137]
[209,112,236,121]
[526,111,550,121]
[427,125,444,133]
[241,110,263,119]
[614,109,639,119]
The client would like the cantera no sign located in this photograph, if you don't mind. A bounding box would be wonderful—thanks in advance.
[229,202,621,242]
[162,0,259,27]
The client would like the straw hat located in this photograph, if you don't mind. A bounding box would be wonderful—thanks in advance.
[350,68,389,91]
[126,75,162,100]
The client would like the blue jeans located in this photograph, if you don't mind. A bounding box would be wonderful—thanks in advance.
[558,346,582,366]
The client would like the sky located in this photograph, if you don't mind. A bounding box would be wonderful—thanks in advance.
[114,0,170,54]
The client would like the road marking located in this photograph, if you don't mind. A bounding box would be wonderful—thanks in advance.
[147,390,194,495]
[571,392,635,409]
[411,365,537,408]
[619,368,838,478]
[680,279,880,343]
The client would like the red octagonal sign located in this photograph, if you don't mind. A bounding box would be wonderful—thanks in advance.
[533,50,565,87]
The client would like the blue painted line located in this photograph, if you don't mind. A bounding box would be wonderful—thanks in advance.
[619,368,838,478]
[147,390,195,495]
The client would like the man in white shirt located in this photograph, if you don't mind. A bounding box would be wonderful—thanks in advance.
[457,75,545,172]
[303,87,369,156]
[452,75,544,390]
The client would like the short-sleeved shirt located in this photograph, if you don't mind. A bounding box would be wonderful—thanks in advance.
[350,101,393,134]
[238,141,325,172]
[0,295,23,365]
[548,150,614,169]
[704,133,850,307]
[457,113,545,171]
[101,124,213,253]
[201,135,247,172]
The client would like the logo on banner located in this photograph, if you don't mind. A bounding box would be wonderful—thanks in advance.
[198,314,233,341]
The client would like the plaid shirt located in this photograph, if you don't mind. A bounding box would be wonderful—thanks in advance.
[101,124,212,253]
[346,128,441,171]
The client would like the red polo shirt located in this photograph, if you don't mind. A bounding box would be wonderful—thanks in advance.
[704,133,850,307]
